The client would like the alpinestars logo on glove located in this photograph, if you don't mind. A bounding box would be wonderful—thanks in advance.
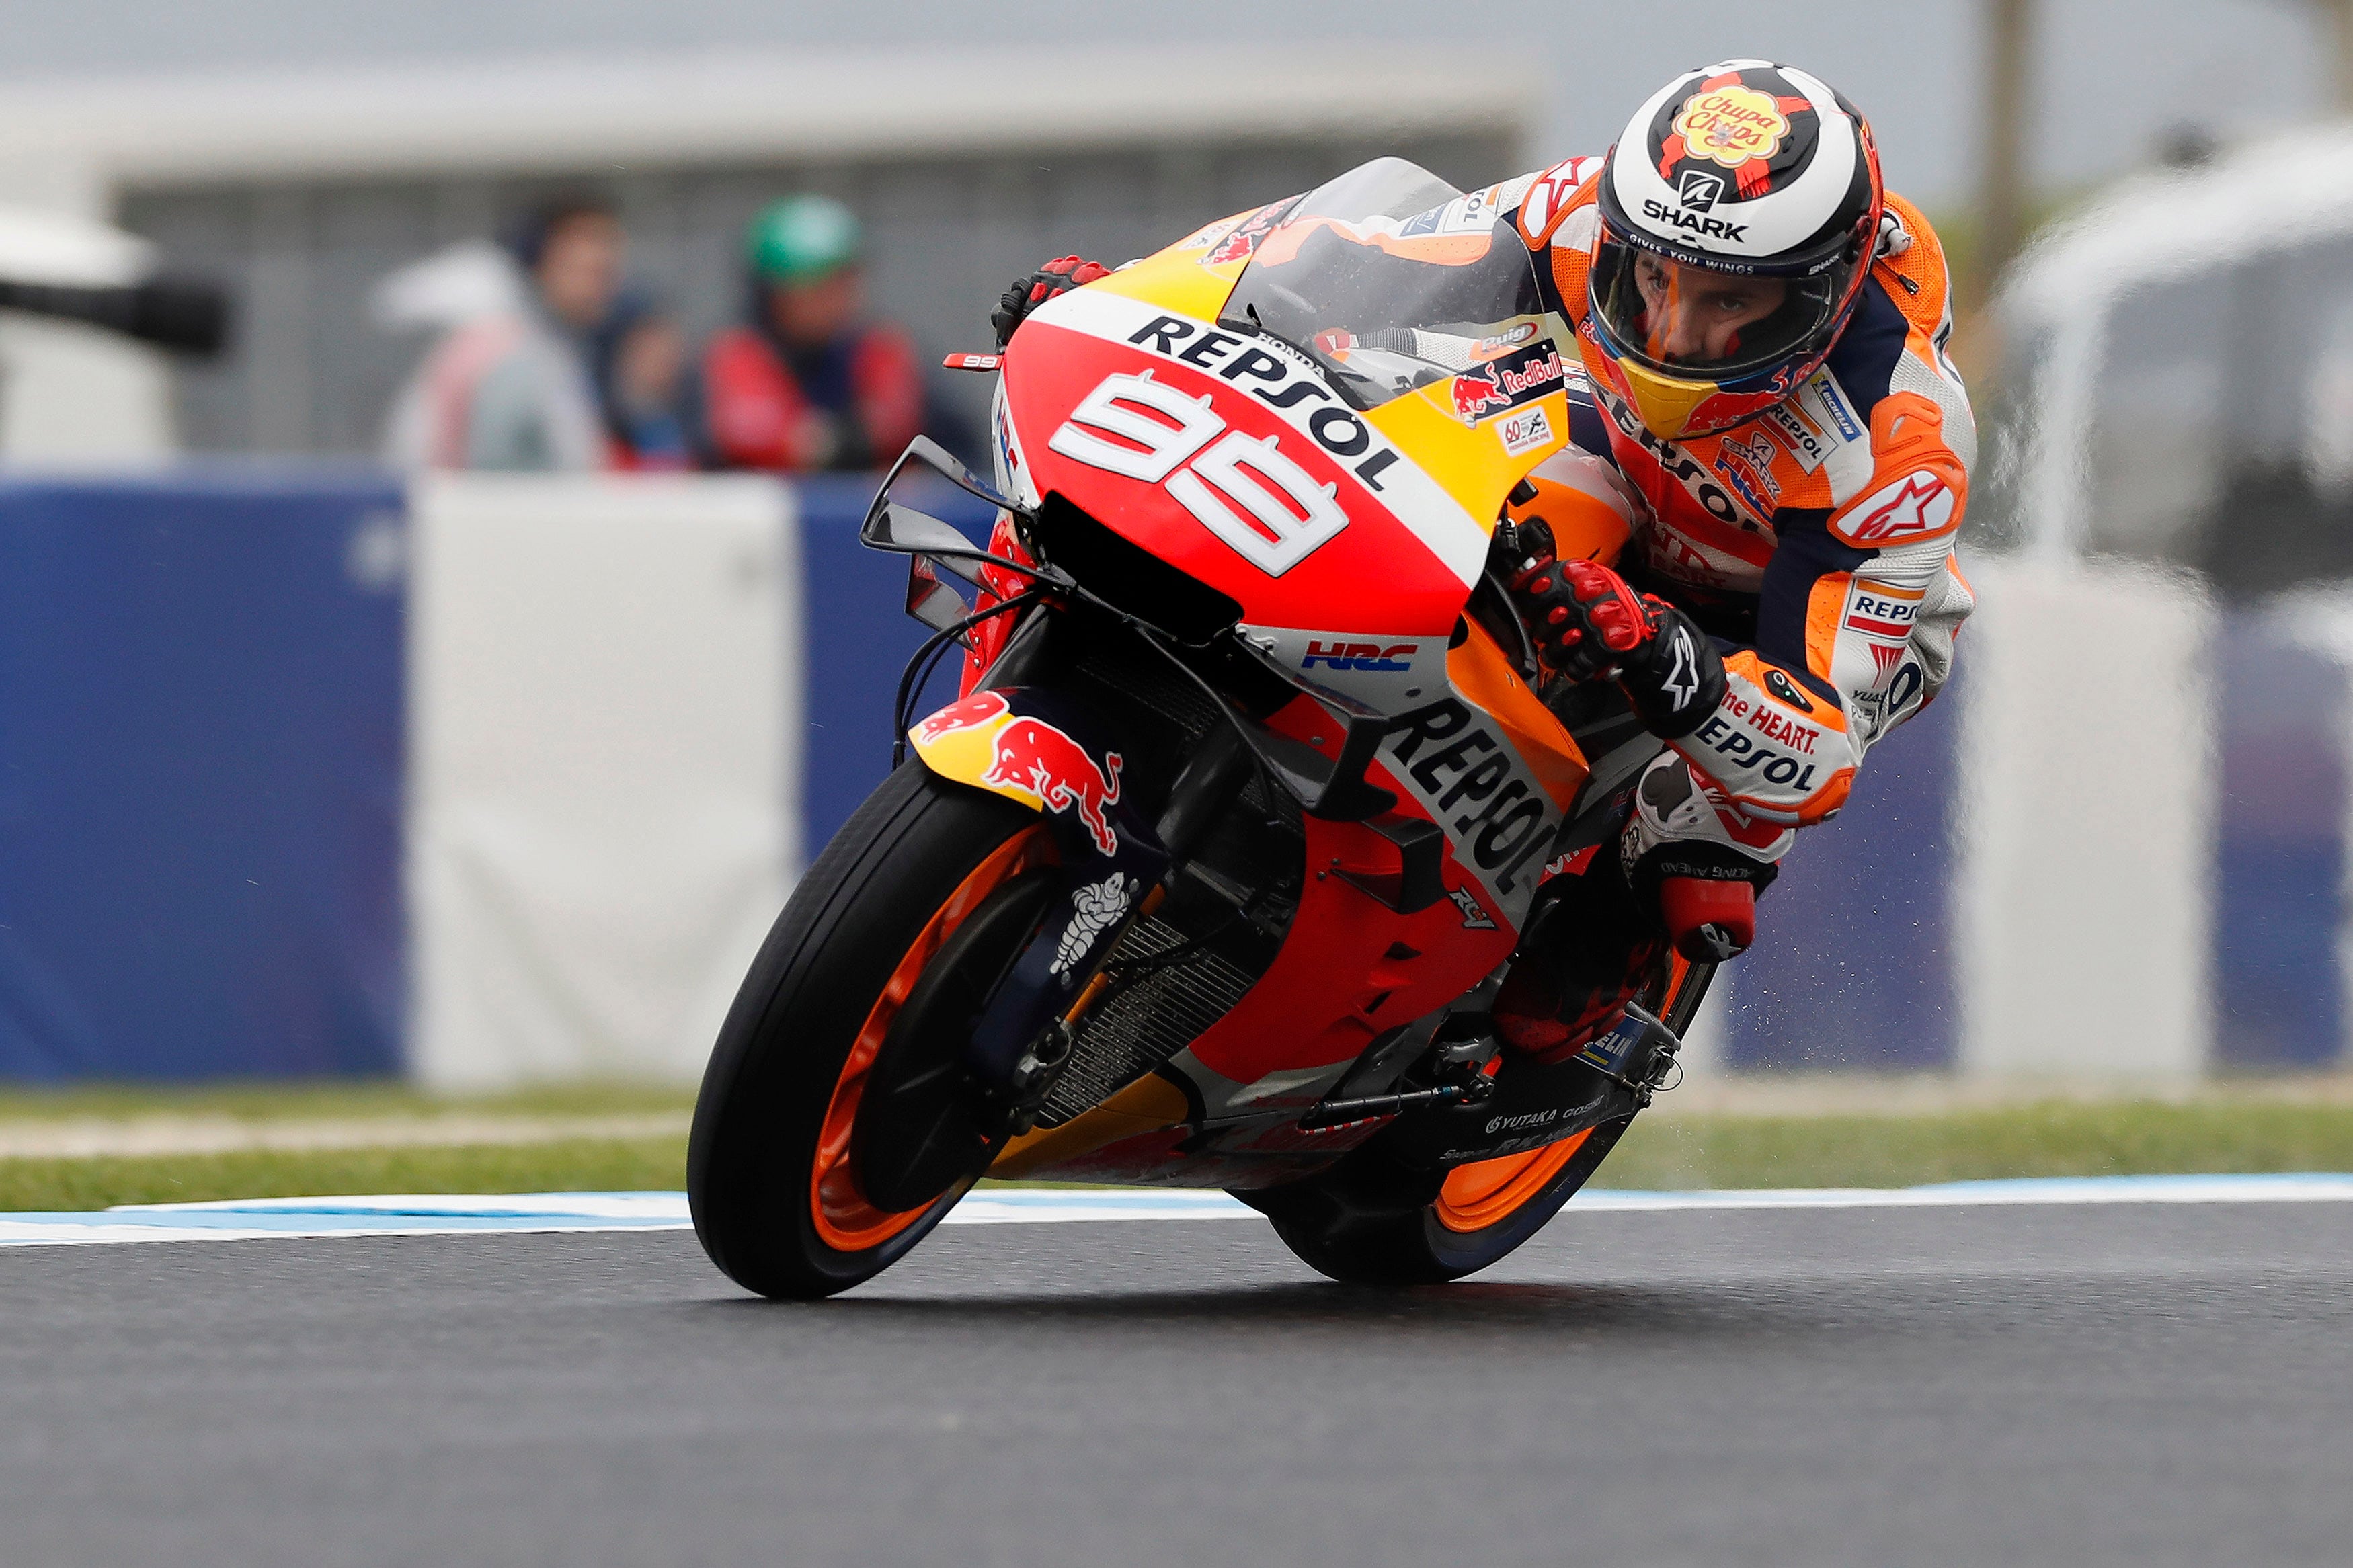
[1660,626,1701,711]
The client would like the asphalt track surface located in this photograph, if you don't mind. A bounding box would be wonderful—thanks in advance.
[3,1201,2348,1567]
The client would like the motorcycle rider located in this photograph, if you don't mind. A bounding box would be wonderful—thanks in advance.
[992,61,1975,1061]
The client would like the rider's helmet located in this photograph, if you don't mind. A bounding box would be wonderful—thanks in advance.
[745,195,863,286]
[1583,60,1884,442]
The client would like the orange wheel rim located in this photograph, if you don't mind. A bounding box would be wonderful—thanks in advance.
[809,825,1055,1253]
[1434,1128,1593,1235]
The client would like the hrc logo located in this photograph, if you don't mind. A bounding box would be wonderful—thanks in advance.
[1302,640,1414,673]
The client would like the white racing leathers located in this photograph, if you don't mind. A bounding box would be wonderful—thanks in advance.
[1482,164,1979,873]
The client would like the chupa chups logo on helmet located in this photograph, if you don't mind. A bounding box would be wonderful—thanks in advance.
[1672,85,1793,169]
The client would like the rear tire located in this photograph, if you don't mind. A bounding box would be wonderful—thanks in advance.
[688,764,1047,1300]
[1252,932,1716,1284]
[1244,1118,1632,1285]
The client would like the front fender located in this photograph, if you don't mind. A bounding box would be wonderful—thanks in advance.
[906,686,1163,867]
[907,686,1171,1096]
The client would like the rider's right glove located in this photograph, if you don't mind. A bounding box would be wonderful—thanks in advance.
[990,256,1113,349]
[1509,550,1726,740]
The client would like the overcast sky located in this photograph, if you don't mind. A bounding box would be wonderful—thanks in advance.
[0,0,2327,207]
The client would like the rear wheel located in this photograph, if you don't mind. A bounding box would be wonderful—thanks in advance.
[1248,960,1712,1285]
[1246,1118,1632,1285]
[688,764,1051,1299]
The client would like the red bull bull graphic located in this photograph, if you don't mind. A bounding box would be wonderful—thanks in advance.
[1447,341,1566,425]
[986,720,1123,854]
[1451,366,1509,421]
[912,690,1010,745]
[908,690,1124,855]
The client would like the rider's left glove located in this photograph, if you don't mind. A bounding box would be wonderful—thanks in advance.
[1509,554,1725,739]
[991,256,1113,349]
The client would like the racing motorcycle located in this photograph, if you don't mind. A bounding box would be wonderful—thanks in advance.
[688,158,1714,1299]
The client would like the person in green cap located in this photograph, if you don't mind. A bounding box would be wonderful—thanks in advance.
[698,194,926,472]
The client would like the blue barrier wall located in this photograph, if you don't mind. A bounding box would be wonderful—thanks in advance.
[1723,675,1961,1070]
[0,472,407,1080]
[2213,616,2345,1067]
[794,474,995,861]
[0,468,2299,1085]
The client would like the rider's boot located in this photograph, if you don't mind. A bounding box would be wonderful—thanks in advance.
[1494,751,1788,1063]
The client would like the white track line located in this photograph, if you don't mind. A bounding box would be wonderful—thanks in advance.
[0,1175,2349,1248]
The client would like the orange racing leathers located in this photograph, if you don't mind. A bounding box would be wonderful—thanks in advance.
[1498,158,1976,862]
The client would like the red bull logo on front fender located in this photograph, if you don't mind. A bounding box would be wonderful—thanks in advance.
[912,690,1010,745]
[986,720,1123,855]
[908,690,1124,855]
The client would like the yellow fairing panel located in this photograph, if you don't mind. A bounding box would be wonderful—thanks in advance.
[1367,384,1568,545]
[1086,245,1244,329]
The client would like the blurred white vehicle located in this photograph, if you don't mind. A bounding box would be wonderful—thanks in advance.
[0,203,213,462]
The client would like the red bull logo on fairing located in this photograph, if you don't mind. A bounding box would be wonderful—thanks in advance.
[1448,343,1564,425]
[910,691,1125,854]
[1451,366,1509,421]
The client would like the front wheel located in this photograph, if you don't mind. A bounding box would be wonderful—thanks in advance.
[688,764,1051,1299]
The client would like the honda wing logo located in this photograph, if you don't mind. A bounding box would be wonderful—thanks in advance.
[1047,370,1347,576]
[1677,170,1724,210]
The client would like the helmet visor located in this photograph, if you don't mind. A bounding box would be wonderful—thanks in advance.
[1589,229,1850,383]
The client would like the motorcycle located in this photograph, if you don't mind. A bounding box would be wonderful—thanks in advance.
[688,157,1714,1299]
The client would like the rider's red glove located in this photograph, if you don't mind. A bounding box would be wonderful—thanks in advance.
[1510,554,1650,678]
[1509,552,1725,739]
[992,257,1113,349]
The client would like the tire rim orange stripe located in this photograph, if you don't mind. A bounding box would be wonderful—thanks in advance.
[1433,1128,1593,1235]
[809,826,1055,1253]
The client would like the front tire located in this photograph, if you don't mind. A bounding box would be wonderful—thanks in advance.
[688,764,1047,1299]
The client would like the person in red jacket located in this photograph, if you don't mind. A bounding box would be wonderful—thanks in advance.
[992,60,1976,1063]
[698,196,925,472]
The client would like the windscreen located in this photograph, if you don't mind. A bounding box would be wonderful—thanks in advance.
[1219,158,1549,411]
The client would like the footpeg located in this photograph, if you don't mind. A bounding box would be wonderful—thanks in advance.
[1298,1070,1496,1131]
[1301,1028,1500,1130]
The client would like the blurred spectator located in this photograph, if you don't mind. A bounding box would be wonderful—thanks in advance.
[594,290,694,471]
[696,196,926,472]
[381,197,621,471]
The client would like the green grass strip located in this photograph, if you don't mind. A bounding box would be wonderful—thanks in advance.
[0,1081,695,1125]
[0,1137,690,1213]
[3,1098,2350,1212]
[1606,1099,2353,1190]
